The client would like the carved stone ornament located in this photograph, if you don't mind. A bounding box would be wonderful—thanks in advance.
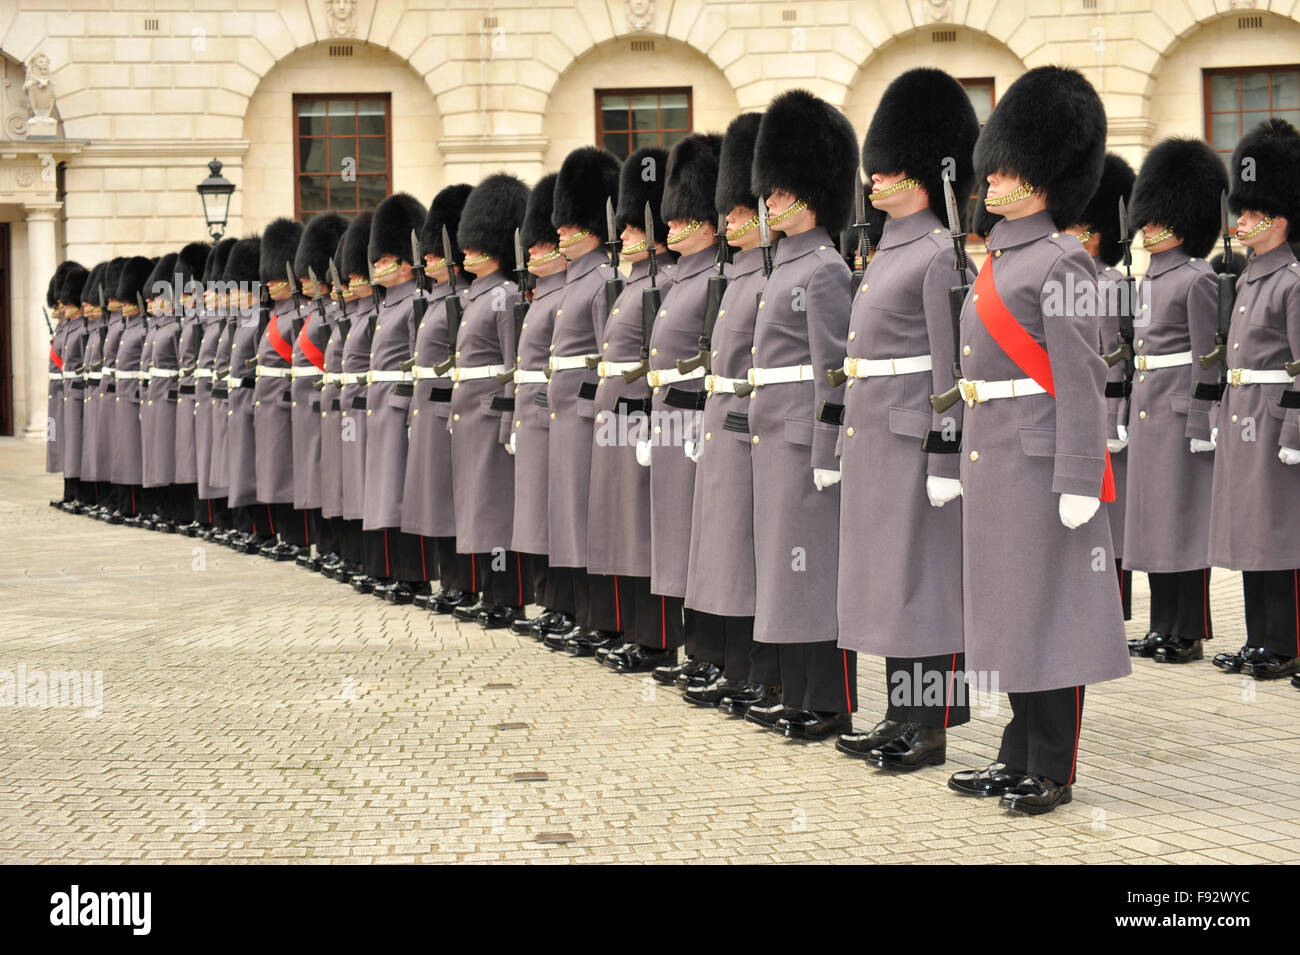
[326,0,357,38]
[626,0,655,32]
[23,52,58,139]
[924,0,953,24]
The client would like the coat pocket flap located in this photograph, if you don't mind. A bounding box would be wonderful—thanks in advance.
[1018,426,1055,457]
[1169,393,1190,415]
[784,415,813,446]
[887,405,930,438]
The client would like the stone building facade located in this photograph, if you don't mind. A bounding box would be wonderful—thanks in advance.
[2,0,1298,439]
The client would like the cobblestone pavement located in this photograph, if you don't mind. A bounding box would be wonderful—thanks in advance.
[2,438,1298,864]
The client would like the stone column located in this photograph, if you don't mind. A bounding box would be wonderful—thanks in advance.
[22,203,61,440]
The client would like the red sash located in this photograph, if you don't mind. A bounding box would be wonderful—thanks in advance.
[266,313,293,364]
[972,258,1115,502]
[50,344,64,371]
[297,325,325,371]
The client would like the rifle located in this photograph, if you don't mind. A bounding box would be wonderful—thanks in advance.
[734,200,775,398]
[928,177,975,417]
[410,229,428,325]
[327,259,350,336]
[621,202,660,384]
[42,305,54,338]
[851,180,871,295]
[497,228,531,383]
[285,261,304,341]
[432,224,463,377]
[1195,192,1237,400]
[584,197,628,372]
[677,213,729,376]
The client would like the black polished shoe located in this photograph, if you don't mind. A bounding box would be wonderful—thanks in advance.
[388,581,428,606]
[720,683,781,717]
[869,723,947,770]
[430,588,470,614]
[107,510,126,525]
[651,657,695,686]
[61,501,86,515]
[1001,773,1072,815]
[123,514,144,528]
[948,763,1024,797]
[272,542,299,561]
[564,629,621,656]
[535,612,575,636]
[682,678,746,707]
[510,611,548,636]
[1212,645,1266,673]
[479,604,523,629]
[744,700,790,730]
[835,718,907,759]
[594,638,628,664]
[49,499,64,510]
[1153,635,1203,664]
[371,579,398,600]
[177,521,202,537]
[1245,652,1300,680]
[1291,674,1300,690]
[605,644,677,674]
[351,574,377,594]
[544,627,583,652]
[1128,631,1166,657]
[676,660,722,689]
[452,598,489,622]
[154,520,177,534]
[776,710,852,741]
[236,535,265,555]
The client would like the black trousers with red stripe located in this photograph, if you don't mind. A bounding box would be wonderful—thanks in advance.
[778,641,857,714]
[315,511,337,556]
[364,527,432,582]
[996,685,1085,787]
[520,552,548,609]
[1116,560,1132,621]
[1243,569,1300,658]
[118,484,144,516]
[691,611,779,683]
[465,550,526,607]
[1147,568,1212,641]
[197,494,232,529]
[337,518,363,565]
[258,502,315,548]
[884,653,970,728]
[543,564,579,618]
[232,503,273,540]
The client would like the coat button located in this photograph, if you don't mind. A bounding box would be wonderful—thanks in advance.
[556,309,563,315]
[292,401,297,407]
[550,412,556,420]
[969,450,979,461]
[521,322,527,329]
[718,310,726,317]
[962,345,971,356]
[653,387,660,395]
[1136,339,1143,348]
[750,346,756,355]
[711,350,718,358]
[1233,343,1239,350]
[603,343,609,350]
[1239,306,1245,313]
[1232,414,1239,423]
[650,347,658,357]
[752,435,759,444]
[1139,374,1145,383]
[453,413,460,421]
[653,425,661,435]
[366,409,372,416]
[1139,410,1147,419]
[758,301,765,309]
[412,408,419,415]
[705,432,712,440]
[253,400,259,407]
[612,308,620,315]
[659,310,666,318]
[596,413,604,423]
[515,420,521,428]
[848,331,856,341]
[994,249,1002,257]
[846,426,855,437]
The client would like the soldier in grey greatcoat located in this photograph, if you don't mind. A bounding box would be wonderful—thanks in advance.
[743,90,857,742]
[46,264,76,505]
[88,258,126,520]
[111,256,152,522]
[1124,139,1227,663]
[1208,118,1300,682]
[682,113,782,714]
[58,265,89,509]
[833,68,979,769]
[173,242,212,535]
[195,239,237,538]
[544,147,622,639]
[944,66,1130,815]
[76,263,107,510]
[139,252,181,529]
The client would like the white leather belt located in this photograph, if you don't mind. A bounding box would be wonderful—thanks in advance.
[150,368,180,378]
[59,371,79,380]
[49,372,62,382]
[1229,368,1294,387]
[550,354,596,372]
[194,368,214,379]
[228,377,251,389]
[452,364,506,382]
[291,366,324,380]
[747,364,815,387]
[86,371,104,381]
[514,369,548,385]
[958,377,1048,403]
[1135,350,1193,371]
[597,360,643,378]
[340,372,366,385]
[367,369,411,384]
[648,366,705,387]
[705,374,746,395]
[321,372,341,385]
[114,370,143,380]
[257,365,293,379]
[844,354,932,378]
[412,365,452,382]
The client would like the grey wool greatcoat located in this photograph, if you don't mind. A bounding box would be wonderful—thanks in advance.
[546,248,614,568]
[339,299,375,522]
[836,210,967,658]
[46,321,67,473]
[225,306,261,509]
[111,311,146,487]
[174,306,203,486]
[450,271,520,555]
[958,211,1130,692]
[685,247,765,617]
[142,312,181,488]
[363,279,418,531]
[291,298,331,511]
[60,315,87,480]
[79,315,104,482]
[401,283,463,538]
[253,297,297,505]
[206,315,234,493]
[587,258,673,577]
[1097,262,1129,558]
[750,227,849,645]
[92,310,125,482]
[1208,243,1300,571]
[1122,248,1218,572]
[649,247,712,598]
[509,270,565,556]
[319,299,350,520]
[194,308,223,499]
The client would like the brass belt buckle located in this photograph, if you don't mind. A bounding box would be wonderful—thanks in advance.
[1230,368,1243,387]
[959,379,981,404]
[1136,355,1148,370]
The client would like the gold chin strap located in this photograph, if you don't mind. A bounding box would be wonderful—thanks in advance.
[527,249,563,267]
[767,198,808,225]
[372,260,401,279]
[666,219,703,246]
[266,279,289,295]
[423,258,447,275]
[1142,226,1176,249]
[1239,216,1274,240]
[1076,228,1093,244]
[985,182,1035,207]
[461,252,491,268]
[725,214,759,242]
[621,238,647,255]
[339,287,355,301]
[868,178,920,201]
[557,228,591,249]
[348,276,368,290]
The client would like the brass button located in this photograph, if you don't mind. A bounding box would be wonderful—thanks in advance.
[653,425,661,435]
[750,346,756,355]
[1233,343,1239,350]
[705,432,712,441]
[848,331,856,341]
[412,408,418,416]
[711,350,718,359]
[455,351,461,359]
[1239,306,1246,313]
[1138,410,1147,420]
[994,249,1002,257]
[653,387,660,395]
[1231,414,1239,423]
[969,451,979,461]
[366,409,372,416]
[515,420,521,428]
[650,347,658,357]
[718,310,725,317]
[550,412,556,420]
[292,401,297,407]
[603,343,609,350]
[253,400,259,407]
[758,301,765,309]
[962,345,971,356]
[658,310,666,318]
[846,426,855,437]
[556,309,563,316]
[819,245,826,250]
[453,413,460,421]
[752,435,759,445]
[1139,374,1145,383]
[612,308,620,315]
[596,413,604,423]
[1136,339,1143,348]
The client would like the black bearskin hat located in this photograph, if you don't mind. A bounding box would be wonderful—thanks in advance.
[259,217,304,287]
[116,255,154,304]
[1077,153,1136,266]
[715,113,763,216]
[1229,118,1300,241]
[103,257,126,305]
[973,66,1106,230]
[368,192,427,267]
[339,212,373,281]
[552,146,621,240]
[421,184,473,266]
[522,172,560,251]
[146,252,180,303]
[176,241,211,293]
[60,263,89,307]
[863,68,980,227]
[294,212,348,285]
[458,173,531,265]
[662,133,723,225]
[752,89,859,236]
[204,238,237,286]
[80,262,107,309]
[222,237,261,286]
[48,261,80,307]
[615,146,669,240]
[1129,138,1226,258]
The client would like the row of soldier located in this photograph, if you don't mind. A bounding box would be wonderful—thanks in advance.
[43,65,1300,815]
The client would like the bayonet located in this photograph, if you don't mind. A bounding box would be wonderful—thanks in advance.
[927,177,976,424]
[1197,192,1235,377]
[601,195,627,334]
[497,228,531,383]
[42,306,53,337]
[851,180,869,294]
[432,224,463,377]
[758,197,773,279]
[677,212,730,376]
[621,201,659,383]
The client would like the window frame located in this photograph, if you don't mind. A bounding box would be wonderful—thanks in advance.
[594,86,694,160]
[1202,65,1300,159]
[292,92,393,221]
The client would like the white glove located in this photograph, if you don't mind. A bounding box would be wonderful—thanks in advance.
[684,439,700,463]
[926,475,962,507]
[1190,438,1215,454]
[1211,426,1218,445]
[635,440,651,467]
[506,432,516,456]
[1280,447,1300,466]
[812,468,841,491]
[1059,493,1100,530]
[1107,436,1128,453]
[1117,423,1128,442]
